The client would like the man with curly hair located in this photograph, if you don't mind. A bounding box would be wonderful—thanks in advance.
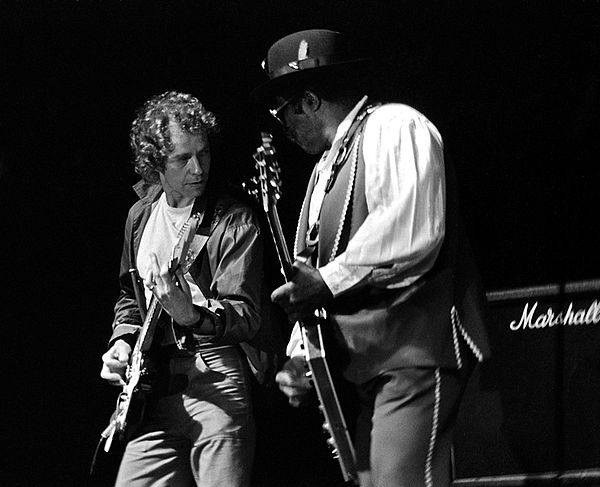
[100,91,271,487]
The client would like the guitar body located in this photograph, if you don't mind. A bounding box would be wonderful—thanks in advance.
[301,319,357,483]
[113,377,146,442]
[111,342,157,442]
[246,133,358,484]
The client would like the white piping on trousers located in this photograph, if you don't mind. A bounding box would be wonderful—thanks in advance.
[451,306,485,363]
[451,306,463,369]
[425,368,441,487]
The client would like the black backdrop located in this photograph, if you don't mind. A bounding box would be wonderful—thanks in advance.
[1,1,599,486]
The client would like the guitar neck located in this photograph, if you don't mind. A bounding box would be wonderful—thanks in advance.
[267,204,294,282]
[248,134,358,484]
[134,295,163,354]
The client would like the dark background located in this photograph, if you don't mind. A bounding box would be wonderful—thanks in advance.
[1,1,599,486]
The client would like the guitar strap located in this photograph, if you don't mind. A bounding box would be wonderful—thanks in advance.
[188,193,230,265]
[324,102,380,194]
[192,191,223,234]
[182,193,223,270]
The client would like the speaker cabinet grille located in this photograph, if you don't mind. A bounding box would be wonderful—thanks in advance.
[453,280,600,485]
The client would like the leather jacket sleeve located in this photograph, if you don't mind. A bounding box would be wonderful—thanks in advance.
[179,204,265,349]
[110,205,144,346]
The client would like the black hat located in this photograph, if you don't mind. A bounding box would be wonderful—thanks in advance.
[251,29,370,105]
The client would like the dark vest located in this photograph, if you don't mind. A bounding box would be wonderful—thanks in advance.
[295,106,491,384]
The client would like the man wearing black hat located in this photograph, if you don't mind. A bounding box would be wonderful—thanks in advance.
[253,30,491,486]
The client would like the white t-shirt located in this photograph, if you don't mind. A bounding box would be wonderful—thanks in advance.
[136,192,205,307]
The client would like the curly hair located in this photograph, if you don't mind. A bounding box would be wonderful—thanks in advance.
[129,91,219,184]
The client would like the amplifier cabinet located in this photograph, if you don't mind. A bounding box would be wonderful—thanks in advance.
[453,280,600,486]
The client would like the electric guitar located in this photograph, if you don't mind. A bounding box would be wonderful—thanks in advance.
[101,212,201,452]
[245,133,358,484]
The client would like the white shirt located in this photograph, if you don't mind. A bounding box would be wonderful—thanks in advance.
[309,97,446,297]
[287,98,446,357]
[137,192,205,307]
[286,97,446,357]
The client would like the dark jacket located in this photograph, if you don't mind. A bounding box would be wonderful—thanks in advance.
[110,181,276,383]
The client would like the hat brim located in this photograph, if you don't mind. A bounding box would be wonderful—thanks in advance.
[250,58,372,106]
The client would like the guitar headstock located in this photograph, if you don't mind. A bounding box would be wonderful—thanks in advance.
[170,212,201,274]
[243,132,282,214]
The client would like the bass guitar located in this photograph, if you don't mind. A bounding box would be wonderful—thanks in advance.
[245,132,358,484]
[100,212,201,452]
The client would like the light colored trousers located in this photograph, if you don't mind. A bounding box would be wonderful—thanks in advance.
[115,346,255,487]
[354,365,472,487]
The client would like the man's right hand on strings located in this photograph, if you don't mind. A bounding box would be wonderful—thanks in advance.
[100,339,132,387]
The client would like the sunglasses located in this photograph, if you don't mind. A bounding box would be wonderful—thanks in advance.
[268,96,295,126]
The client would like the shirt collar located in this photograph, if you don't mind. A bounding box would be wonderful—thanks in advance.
[316,95,368,172]
[331,95,369,149]
[133,179,162,202]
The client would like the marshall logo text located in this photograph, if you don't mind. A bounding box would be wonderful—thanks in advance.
[510,300,600,331]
